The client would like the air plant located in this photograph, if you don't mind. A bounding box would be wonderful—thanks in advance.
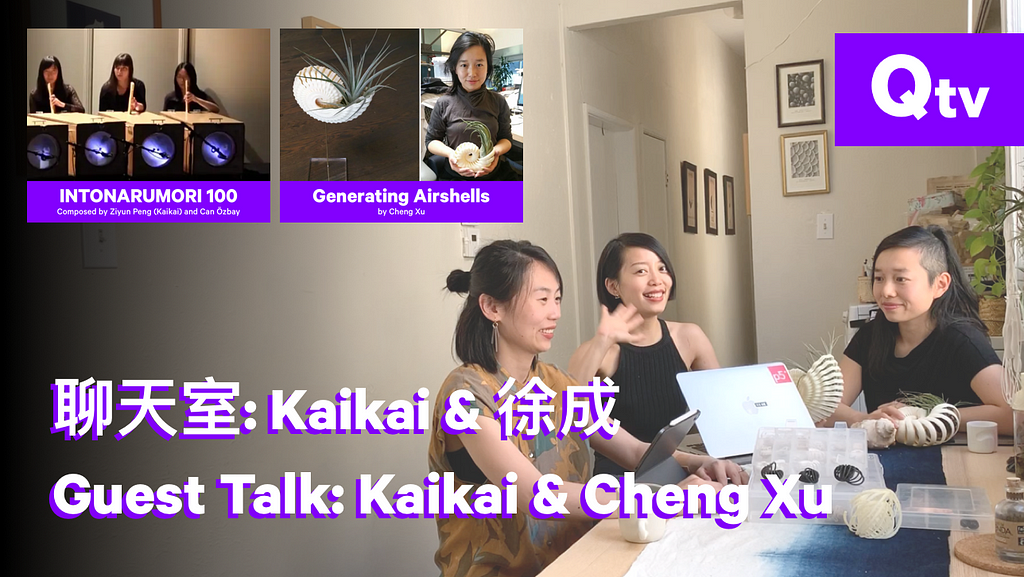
[452,119,495,171]
[896,391,964,410]
[293,31,413,123]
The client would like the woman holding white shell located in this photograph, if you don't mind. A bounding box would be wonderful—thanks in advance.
[425,31,517,180]
[822,226,1010,435]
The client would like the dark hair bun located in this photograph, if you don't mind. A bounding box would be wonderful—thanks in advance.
[446,269,472,293]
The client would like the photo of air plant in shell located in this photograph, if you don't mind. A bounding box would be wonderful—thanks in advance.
[452,120,494,171]
[292,31,412,124]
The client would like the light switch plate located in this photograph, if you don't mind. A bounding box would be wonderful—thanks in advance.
[817,213,834,239]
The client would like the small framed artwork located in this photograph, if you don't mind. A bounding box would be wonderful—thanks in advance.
[723,175,736,235]
[704,168,718,235]
[776,59,825,127]
[681,161,698,234]
[780,130,830,196]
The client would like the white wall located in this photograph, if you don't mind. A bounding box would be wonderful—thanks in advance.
[742,0,979,363]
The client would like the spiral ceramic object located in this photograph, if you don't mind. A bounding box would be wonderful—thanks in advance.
[894,403,960,446]
[453,142,495,171]
[792,353,844,423]
[292,65,372,124]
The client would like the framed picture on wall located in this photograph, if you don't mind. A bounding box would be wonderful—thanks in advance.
[723,175,736,235]
[776,59,825,127]
[704,168,718,235]
[681,161,698,234]
[780,130,830,196]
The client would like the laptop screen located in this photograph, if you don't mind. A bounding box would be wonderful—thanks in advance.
[677,363,815,459]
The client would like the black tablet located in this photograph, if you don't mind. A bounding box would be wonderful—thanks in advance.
[634,409,700,485]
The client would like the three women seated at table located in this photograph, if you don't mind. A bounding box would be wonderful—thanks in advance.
[31,55,219,114]
[430,225,1012,576]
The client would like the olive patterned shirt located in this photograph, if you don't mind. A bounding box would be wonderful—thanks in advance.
[428,361,592,577]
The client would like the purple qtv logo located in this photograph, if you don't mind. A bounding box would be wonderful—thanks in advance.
[835,33,1024,146]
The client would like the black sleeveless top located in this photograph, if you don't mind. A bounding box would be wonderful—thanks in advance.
[594,318,689,476]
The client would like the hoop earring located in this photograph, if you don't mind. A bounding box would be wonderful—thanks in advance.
[492,322,499,354]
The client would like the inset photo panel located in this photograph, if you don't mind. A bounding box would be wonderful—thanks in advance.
[420,28,523,181]
[26,28,271,181]
[281,28,419,181]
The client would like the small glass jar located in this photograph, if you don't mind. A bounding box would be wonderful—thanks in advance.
[995,477,1024,563]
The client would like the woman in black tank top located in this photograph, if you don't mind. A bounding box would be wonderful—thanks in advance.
[570,233,722,476]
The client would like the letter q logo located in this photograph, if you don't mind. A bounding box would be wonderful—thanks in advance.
[835,33,1023,146]
[870,54,989,120]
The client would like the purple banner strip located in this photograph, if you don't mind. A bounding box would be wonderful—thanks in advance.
[835,33,1024,146]
[27,181,271,223]
[280,181,524,223]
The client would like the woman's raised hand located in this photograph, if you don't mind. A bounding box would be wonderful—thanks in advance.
[596,304,644,345]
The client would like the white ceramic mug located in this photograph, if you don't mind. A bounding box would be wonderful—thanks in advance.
[966,420,998,454]
[619,514,668,544]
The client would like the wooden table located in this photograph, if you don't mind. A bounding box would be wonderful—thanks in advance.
[539,446,1014,577]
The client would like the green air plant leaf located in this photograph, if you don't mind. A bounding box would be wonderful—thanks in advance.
[897,391,964,411]
[295,30,413,109]
[462,120,493,156]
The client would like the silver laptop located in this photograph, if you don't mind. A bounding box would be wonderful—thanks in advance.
[676,363,815,461]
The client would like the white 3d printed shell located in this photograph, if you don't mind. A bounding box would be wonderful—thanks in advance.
[293,65,372,124]
[792,353,844,423]
[894,403,960,446]
[453,142,494,171]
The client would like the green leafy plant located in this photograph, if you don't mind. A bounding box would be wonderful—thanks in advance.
[965,147,1009,298]
[492,56,513,90]
[296,32,412,108]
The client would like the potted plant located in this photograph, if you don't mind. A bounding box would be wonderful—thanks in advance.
[492,57,513,91]
[965,147,1024,336]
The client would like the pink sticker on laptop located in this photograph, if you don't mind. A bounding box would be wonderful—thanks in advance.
[767,364,792,384]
